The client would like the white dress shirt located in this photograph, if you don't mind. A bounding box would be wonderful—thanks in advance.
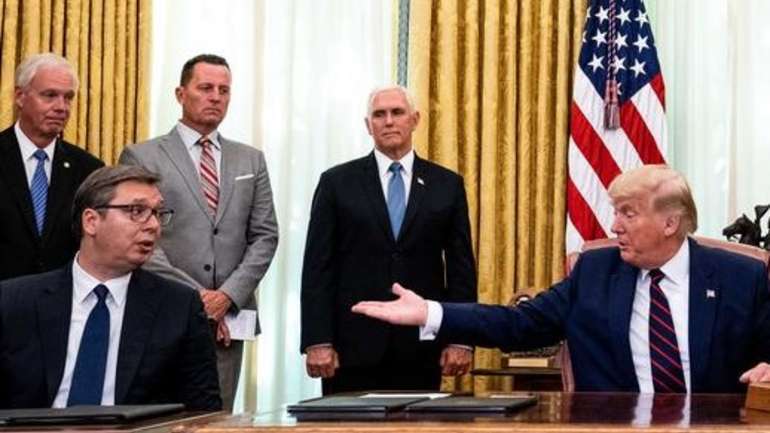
[52,255,131,407]
[422,240,693,393]
[177,121,222,178]
[373,147,414,203]
[630,240,691,393]
[15,121,55,187]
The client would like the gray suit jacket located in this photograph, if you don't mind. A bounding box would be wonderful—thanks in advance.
[119,127,278,334]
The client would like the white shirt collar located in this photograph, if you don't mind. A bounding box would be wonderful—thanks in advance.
[638,238,690,289]
[72,253,131,307]
[373,147,414,178]
[176,121,221,151]
[15,121,55,162]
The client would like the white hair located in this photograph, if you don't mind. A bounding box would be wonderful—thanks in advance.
[15,53,78,90]
[366,85,417,117]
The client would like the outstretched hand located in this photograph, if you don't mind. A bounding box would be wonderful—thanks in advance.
[351,283,429,326]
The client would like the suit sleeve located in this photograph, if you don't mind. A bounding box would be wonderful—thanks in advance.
[443,175,477,303]
[118,147,206,291]
[174,291,222,411]
[218,150,279,309]
[299,172,337,352]
[750,262,770,363]
[437,258,576,352]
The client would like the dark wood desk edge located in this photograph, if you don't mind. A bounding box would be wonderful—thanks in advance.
[0,411,226,433]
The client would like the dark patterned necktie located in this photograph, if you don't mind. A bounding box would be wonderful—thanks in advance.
[648,269,686,393]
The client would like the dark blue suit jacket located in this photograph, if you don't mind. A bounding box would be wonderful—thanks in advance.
[0,265,222,409]
[440,238,770,393]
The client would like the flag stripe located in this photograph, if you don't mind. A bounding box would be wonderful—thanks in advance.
[566,0,667,253]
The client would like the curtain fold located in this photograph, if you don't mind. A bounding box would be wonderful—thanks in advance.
[0,0,151,164]
[407,0,586,393]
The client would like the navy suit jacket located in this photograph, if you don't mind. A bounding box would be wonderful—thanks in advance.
[0,266,222,410]
[301,152,477,368]
[440,238,770,393]
[0,126,103,280]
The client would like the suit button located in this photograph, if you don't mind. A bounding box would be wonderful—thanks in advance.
[213,228,219,235]
[392,253,400,260]
[204,264,212,271]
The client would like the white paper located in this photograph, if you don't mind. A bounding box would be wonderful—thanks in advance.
[224,309,257,341]
[360,393,450,400]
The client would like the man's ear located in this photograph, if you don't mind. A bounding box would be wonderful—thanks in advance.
[81,209,101,237]
[663,213,681,237]
[175,86,184,104]
[364,117,373,136]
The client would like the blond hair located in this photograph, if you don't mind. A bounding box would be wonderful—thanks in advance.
[608,164,698,236]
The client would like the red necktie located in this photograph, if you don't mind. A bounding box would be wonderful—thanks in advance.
[648,269,686,393]
[198,136,219,216]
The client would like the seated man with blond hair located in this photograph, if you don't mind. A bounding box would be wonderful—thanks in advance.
[354,165,770,393]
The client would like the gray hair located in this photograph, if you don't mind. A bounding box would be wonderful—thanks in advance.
[366,85,417,117]
[15,53,79,90]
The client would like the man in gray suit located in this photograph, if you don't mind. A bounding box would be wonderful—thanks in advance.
[118,54,278,410]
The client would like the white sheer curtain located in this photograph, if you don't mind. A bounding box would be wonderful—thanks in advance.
[149,0,258,141]
[150,0,393,414]
[256,0,393,412]
[648,0,770,236]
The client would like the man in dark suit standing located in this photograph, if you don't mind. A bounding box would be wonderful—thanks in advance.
[301,85,477,394]
[0,165,221,410]
[0,53,103,281]
[353,165,770,393]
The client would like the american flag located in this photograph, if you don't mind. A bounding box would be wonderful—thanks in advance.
[566,0,667,253]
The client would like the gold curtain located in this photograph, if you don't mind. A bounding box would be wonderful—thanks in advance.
[407,0,587,393]
[0,0,151,164]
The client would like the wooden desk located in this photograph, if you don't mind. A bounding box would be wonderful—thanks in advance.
[190,393,770,433]
[0,411,223,433]
[472,367,563,391]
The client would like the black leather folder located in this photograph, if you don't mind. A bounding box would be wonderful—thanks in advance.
[0,404,185,425]
[287,396,429,413]
[405,396,538,413]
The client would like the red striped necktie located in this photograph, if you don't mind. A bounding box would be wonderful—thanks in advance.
[197,136,219,216]
[648,268,687,393]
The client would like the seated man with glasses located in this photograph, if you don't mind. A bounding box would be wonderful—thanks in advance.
[0,165,221,410]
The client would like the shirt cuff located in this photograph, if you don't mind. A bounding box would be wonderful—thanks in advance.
[419,300,443,340]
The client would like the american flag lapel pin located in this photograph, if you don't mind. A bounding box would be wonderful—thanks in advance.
[706,289,716,299]
[417,177,425,186]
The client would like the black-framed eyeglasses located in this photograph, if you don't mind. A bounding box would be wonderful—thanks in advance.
[94,204,174,226]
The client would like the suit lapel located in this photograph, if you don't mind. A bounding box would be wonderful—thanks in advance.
[158,129,214,223]
[0,129,38,238]
[115,270,161,403]
[360,153,395,243]
[609,261,640,389]
[42,140,75,241]
[35,267,73,402]
[399,155,427,242]
[215,137,237,225]
[687,238,718,392]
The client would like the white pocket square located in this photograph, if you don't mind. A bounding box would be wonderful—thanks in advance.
[235,173,255,181]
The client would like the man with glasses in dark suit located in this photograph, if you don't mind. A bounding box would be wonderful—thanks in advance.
[0,165,221,410]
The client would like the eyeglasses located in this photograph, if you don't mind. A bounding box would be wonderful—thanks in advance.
[94,204,174,226]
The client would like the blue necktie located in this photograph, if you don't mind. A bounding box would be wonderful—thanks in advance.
[387,162,405,239]
[30,149,48,235]
[68,284,110,406]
